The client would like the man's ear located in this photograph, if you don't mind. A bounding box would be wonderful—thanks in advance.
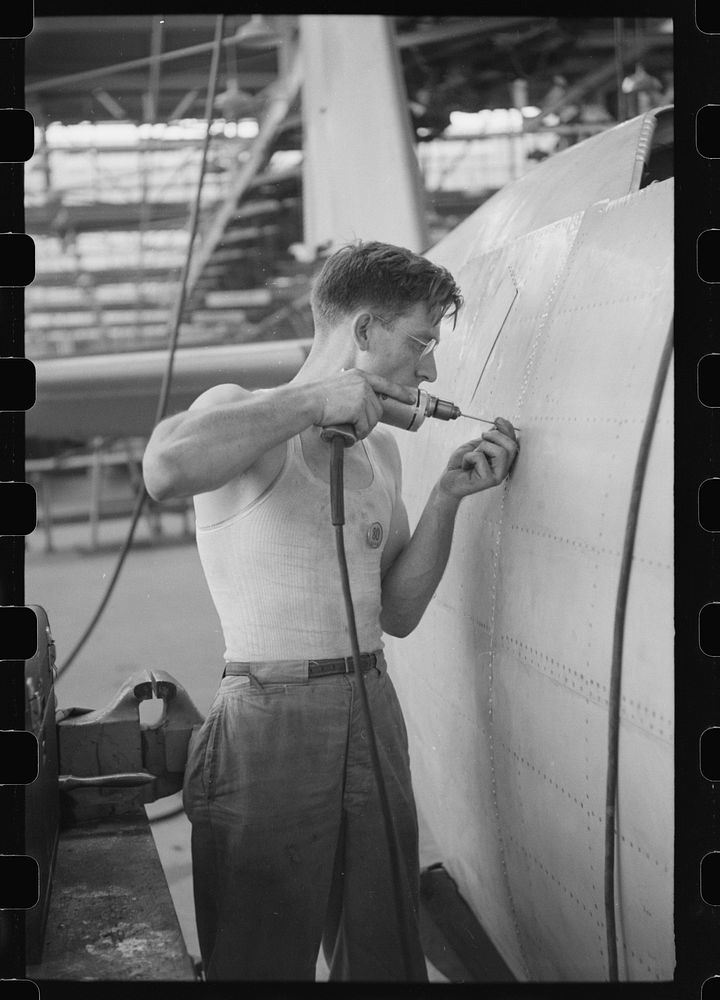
[351,311,373,352]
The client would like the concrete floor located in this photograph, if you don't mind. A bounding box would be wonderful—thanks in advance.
[27,513,454,981]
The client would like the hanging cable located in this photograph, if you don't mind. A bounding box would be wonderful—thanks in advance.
[57,15,226,680]
[604,316,673,980]
[325,430,416,979]
[613,18,626,123]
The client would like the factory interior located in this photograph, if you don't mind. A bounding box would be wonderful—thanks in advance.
[24,14,673,543]
[21,15,676,986]
[26,16,672,359]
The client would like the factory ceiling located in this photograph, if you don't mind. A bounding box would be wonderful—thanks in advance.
[24,15,673,360]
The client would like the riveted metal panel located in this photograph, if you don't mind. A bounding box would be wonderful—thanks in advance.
[387,178,673,981]
[433,111,660,266]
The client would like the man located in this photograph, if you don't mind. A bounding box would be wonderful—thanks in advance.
[143,241,518,981]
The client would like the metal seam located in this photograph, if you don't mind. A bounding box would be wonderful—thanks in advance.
[629,111,658,192]
[484,478,531,977]
[485,210,589,976]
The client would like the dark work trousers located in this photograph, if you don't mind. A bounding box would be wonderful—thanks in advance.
[182,651,428,981]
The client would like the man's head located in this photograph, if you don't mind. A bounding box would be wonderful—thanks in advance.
[310,240,463,333]
[309,241,463,387]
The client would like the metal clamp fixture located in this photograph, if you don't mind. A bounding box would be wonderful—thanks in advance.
[58,669,204,824]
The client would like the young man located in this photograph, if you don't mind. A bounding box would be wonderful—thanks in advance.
[143,241,518,981]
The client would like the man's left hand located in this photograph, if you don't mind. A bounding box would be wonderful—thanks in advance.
[438,417,519,499]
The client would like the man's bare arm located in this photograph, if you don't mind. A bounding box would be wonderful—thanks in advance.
[142,371,416,501]
[380,418,519,637]
[380,485,460,638]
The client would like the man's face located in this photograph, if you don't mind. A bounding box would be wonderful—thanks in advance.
[356,300,440,388]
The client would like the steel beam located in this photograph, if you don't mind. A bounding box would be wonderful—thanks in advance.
[396,16,542,50]
[28,18,542,98]
[34,70,275,95]
[27,33,277,95]
[32,266,181,286]
[572,27,673,49]
[27,197,297,236]
[219,224,281,245]
[168,89,200,121]
[143,16,165,124]
[33,134,257,155]
[92,89,127,120]
[26,201,194,233]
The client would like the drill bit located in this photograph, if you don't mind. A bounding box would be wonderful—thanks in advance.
[460,412,521,431]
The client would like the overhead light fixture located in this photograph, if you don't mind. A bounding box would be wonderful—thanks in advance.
[214,77,255,118]
[235,14,280,48]
[621,63,661,95]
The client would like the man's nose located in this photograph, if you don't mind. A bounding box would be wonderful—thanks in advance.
[417,351,437,383]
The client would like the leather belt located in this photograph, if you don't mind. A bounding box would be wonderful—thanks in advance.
[307,652,377,677]
[224,652,377,679]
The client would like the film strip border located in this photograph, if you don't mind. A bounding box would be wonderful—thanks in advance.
[0,4,713,998]
[689,1,720,998]
[0,0,38,993]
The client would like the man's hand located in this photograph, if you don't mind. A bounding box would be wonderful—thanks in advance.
[438,416,519,499]
[312,369,417,440]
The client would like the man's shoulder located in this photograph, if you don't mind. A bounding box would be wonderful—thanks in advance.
[189,382,251,411]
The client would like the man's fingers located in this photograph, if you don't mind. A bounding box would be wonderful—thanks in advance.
[353,393,386,439]
[367,391,384,422]
[481,428,509,445]
[493,416,517,439]
[482,427,518,450]
[353,413,371,440]
[448,438,484,463]
[483,437,515,468]
[486,418,520,460]
[363,373,417,405]
[319,369,410,433]
[364,398,382,434]
[482,429,519,467]
[461,449,491,478]
[465,440,512,482]
[441,418,520,496]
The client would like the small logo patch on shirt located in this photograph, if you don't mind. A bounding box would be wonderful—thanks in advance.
[367,522,384,548]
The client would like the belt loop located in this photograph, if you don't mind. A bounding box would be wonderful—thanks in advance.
[223,664,266,691]
[248,672,265,692]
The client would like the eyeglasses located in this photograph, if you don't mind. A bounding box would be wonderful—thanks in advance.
[404,332,438,360]
[371,314,438,360]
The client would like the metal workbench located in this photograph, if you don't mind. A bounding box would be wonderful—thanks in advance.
[27,814,196,981]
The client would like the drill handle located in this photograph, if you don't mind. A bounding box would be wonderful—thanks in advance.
[320,425,358,526]
[320,423,358,447]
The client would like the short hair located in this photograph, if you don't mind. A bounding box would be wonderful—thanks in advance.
[310,240,463,331]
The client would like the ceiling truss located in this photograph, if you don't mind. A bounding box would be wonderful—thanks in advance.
[24,15,673,366]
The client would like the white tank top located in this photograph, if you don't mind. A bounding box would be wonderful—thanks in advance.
[194,432,398,661]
